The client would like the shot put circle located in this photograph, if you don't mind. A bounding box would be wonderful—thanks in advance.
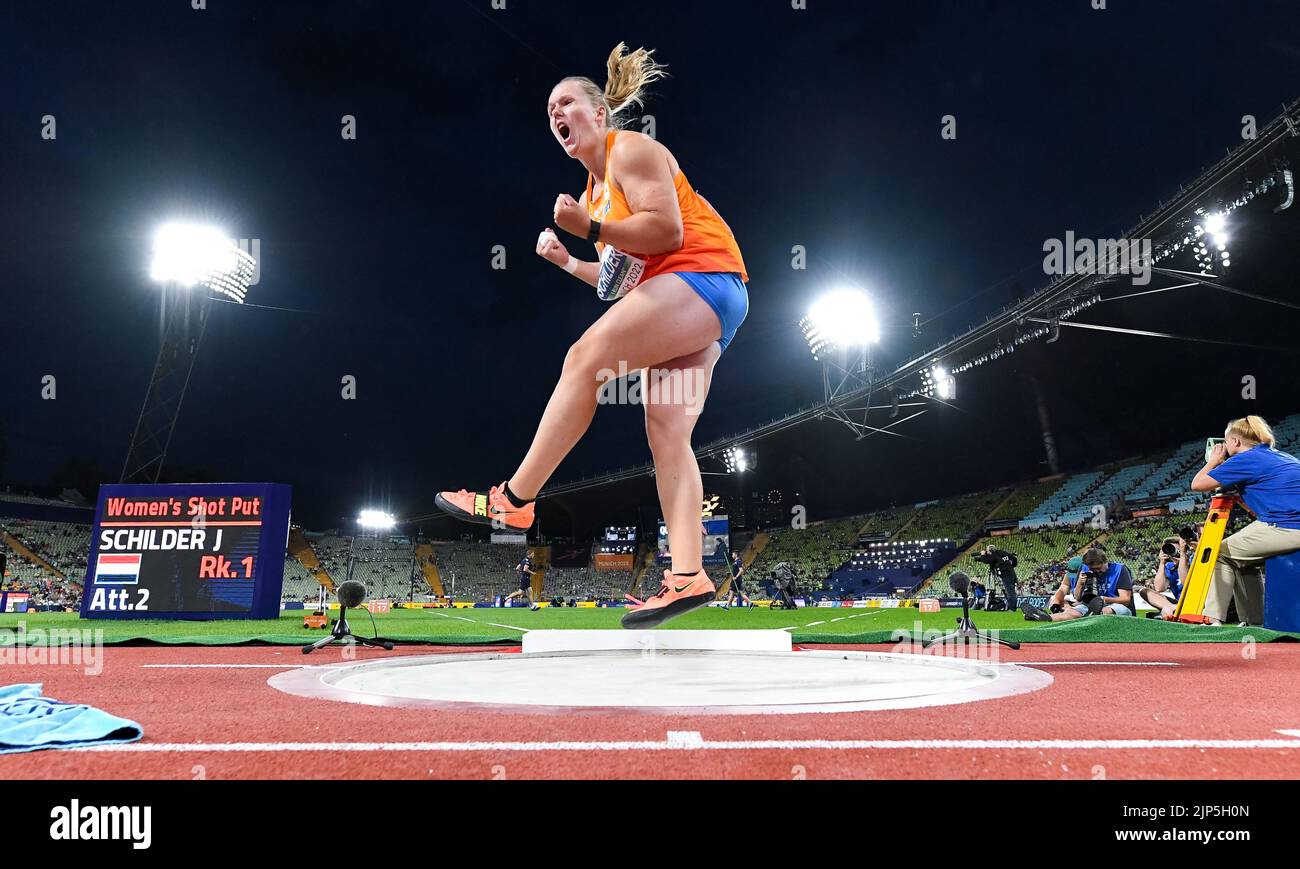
[270,649,1052,715]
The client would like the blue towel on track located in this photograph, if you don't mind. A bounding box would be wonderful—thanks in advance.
[0,684,142,754]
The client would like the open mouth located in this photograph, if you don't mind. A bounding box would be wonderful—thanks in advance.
[556,121,574,147]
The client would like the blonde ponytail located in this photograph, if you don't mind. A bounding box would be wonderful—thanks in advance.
[558,43,667,131]
[1227,415,1276,447]
[603,42,667,118]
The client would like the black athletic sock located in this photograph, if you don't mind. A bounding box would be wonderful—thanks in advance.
[672,570,702,577]
[503,482,533,509]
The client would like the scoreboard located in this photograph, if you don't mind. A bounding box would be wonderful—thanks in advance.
[80,483,292,620]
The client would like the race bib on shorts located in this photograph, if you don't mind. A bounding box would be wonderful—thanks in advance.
[596,246,646,302]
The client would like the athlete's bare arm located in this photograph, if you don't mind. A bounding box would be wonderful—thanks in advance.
[551,133,682,254]
[600,134,683,254]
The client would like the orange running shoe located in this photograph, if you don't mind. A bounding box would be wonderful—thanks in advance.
[434,482,535,530]
[621,569,717,629]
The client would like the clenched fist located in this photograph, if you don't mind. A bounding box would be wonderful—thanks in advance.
[553,193,591,239]
[536,228,570,268]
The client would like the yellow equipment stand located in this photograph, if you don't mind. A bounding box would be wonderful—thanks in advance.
[1167,494,1242,624]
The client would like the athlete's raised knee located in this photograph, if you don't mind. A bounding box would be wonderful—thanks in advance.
[562,335,609,380]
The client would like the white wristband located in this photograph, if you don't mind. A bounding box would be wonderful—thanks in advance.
[562,257,578,274]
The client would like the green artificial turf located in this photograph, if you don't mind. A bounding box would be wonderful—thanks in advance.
[0,606,1295,646]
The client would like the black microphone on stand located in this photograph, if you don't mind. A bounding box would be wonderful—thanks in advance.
[302,580,395,654]
[337,580,366,609]
[923,570,1019,650]
[949,570,971,599]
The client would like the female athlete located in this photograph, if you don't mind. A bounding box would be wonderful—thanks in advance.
[435,43,749,629]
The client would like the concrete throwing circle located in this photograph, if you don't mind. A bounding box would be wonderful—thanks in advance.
[270,650,1052,715]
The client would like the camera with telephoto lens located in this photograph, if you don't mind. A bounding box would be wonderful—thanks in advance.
[1161,526,1197,558]
[974,548,1012,569]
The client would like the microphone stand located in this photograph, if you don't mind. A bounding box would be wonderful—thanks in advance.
[301,599,395,654]
[923,581,1020,650]
[302,540,396,654]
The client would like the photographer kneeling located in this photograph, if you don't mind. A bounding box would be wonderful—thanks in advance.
[1191,415,1300,626]
[1045,555,1084,615]
[1022,548,1133,622]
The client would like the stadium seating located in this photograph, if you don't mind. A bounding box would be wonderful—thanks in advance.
[1018,460,1160,527]
[544,566,633,602]
[1089,462,1155,506]
[281,557,323,601]
[304,534,420,601]
[1020,471,1105,527]
[2,519,90,577]
[829,540,957,596]
[5,412,1299,613]
[0,519,90,607]
[1126,442,1203,501]
[1100,508,1251,585]
[855,507,914,538]
[988,478,1066,521]
[429,540,528,603]
[1099,515,1188,583]
[899,489,1008,542]
[745,515,866,594]
[1267,413,1300,454]
[931,525,1099,597]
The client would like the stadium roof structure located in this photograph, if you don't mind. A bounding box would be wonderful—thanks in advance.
[537,98,1300,497]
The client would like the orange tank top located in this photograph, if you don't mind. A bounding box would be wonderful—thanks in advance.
[585,130,748,283]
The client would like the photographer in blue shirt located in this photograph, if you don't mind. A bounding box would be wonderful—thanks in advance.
[1022,548,1133,621]
[1136,534,1190,618]
[1192,416,1300,626]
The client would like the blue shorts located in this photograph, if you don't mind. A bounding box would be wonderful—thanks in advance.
[676,272,749,352]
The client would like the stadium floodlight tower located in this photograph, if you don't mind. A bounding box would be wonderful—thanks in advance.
[346,508,400,599]
[721,446,752,528]
[800,287,884,439]
[357,509,397,531]
[721,446,752,474]
[120,223,257,483]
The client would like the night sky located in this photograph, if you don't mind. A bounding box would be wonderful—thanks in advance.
[4,0,1300,535]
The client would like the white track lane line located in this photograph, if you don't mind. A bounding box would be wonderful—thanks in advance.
[1009,661,1180,667]
[786,608,890,631]
[431,612,477,623]
[141,664,328,669]
[432,611,528,633]
[72,733,1300,753]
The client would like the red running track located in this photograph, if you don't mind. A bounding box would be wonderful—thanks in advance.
[1,643,1298,779]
